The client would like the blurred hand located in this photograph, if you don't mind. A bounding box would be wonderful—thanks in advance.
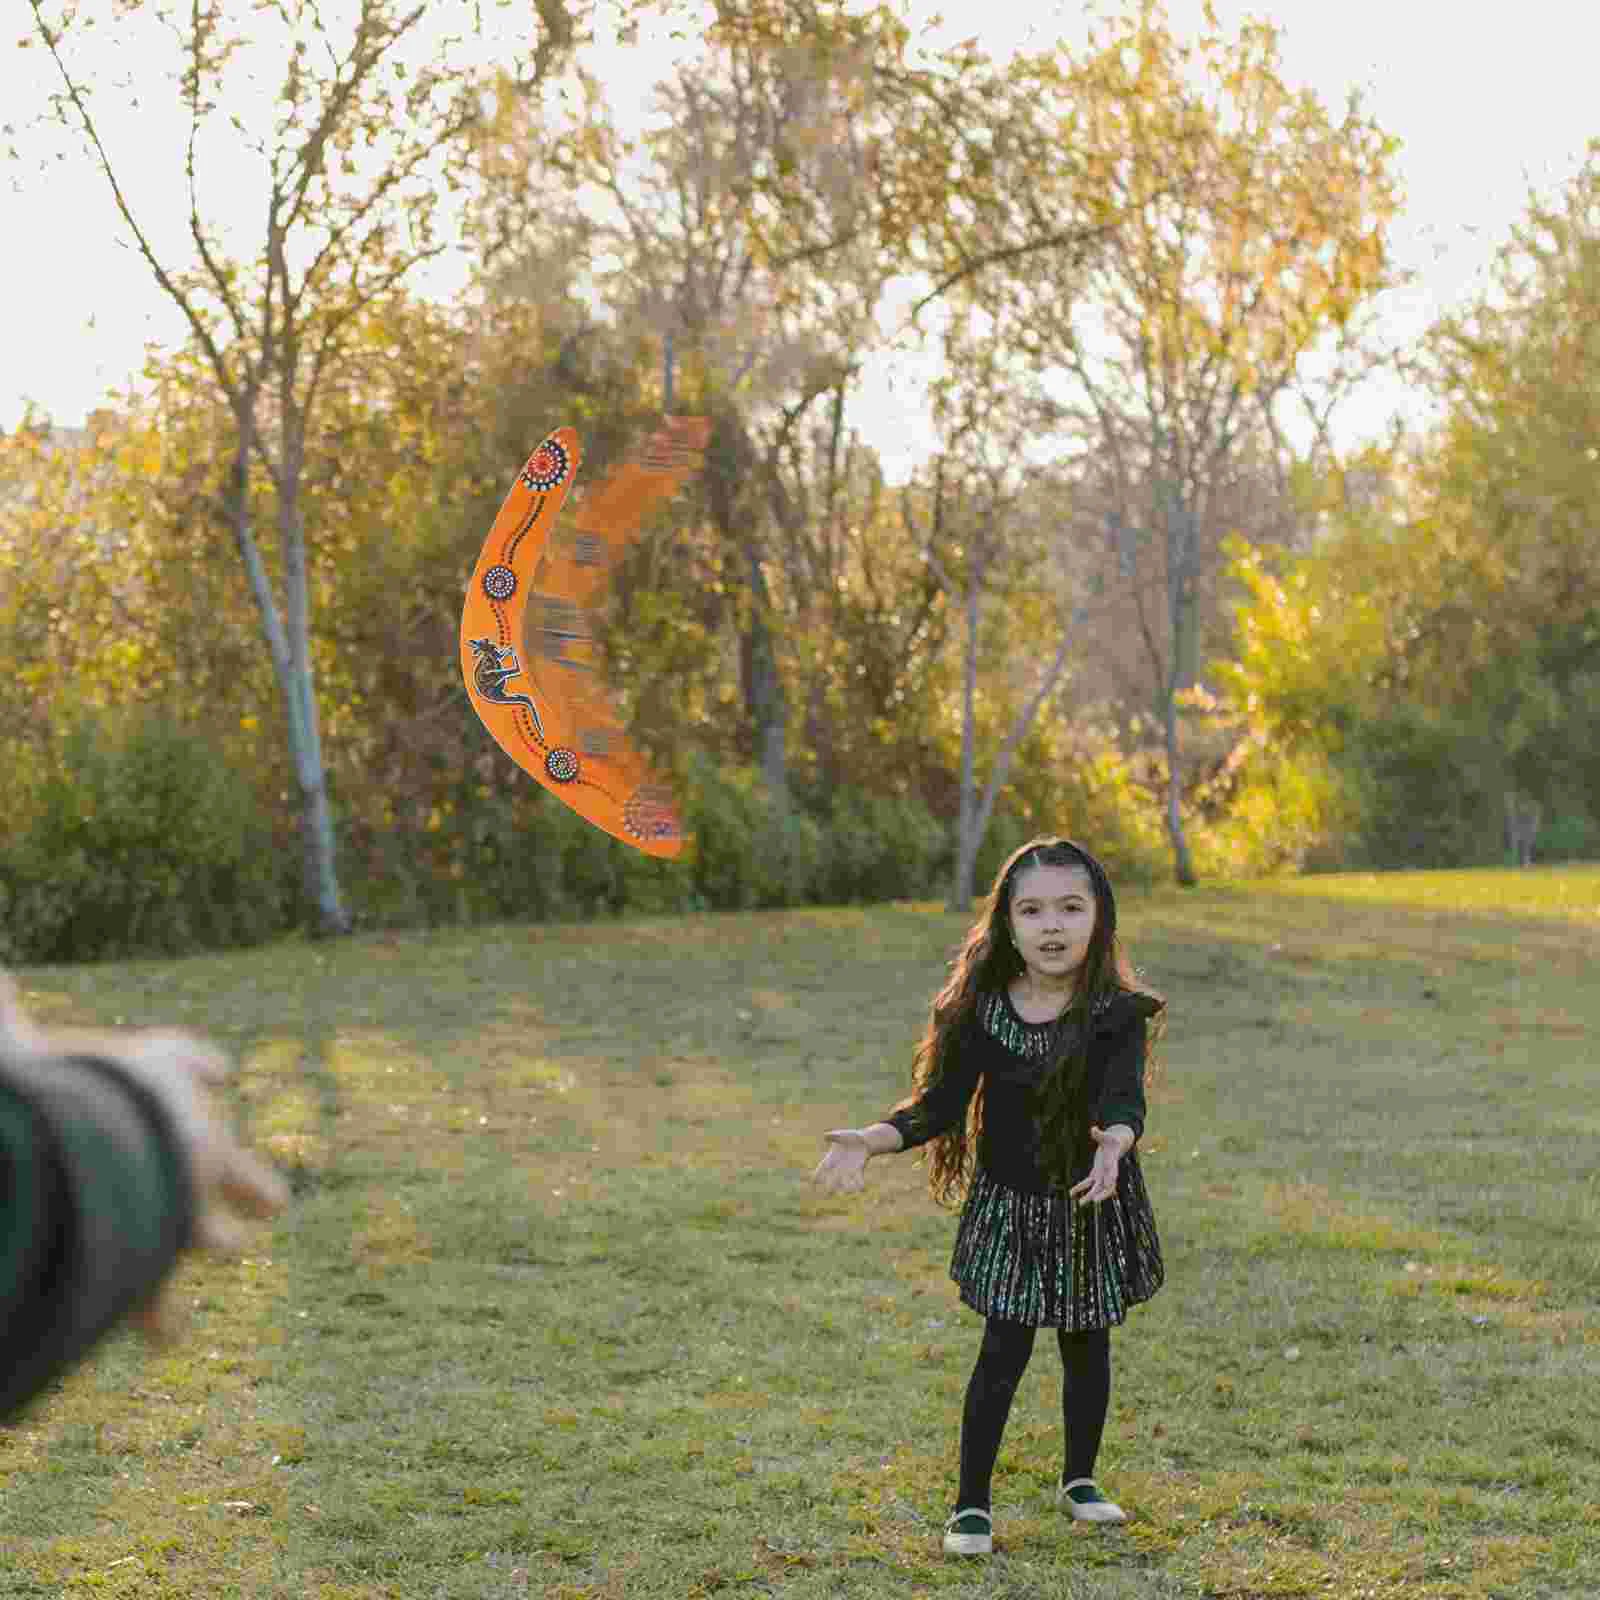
[1,978,287,1340]
[1068,1124,1132,1206]
[113,1029,290,1338]
[812,1128,872,1194]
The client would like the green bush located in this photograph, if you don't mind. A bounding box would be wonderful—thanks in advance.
[1190,741,1358,879]
[680,761,823,910]
[0,711,288,963]
[968,741,1169,894]
[344,775,698,928]
[352,764,953,927]
[818,787,946,903]
[1332,715,1500,870]
[339,738,1272,937]
[349,755,797,929]
[1527,811,1599,865]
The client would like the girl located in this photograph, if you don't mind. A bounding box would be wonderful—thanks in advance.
[813,837,1164,1557]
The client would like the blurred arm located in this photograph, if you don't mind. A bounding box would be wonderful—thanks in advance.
[0,1052,193,1419]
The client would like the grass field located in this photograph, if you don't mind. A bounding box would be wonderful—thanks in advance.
[1,865,1597,1599]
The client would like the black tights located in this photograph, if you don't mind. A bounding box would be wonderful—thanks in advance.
[956,1318,1111,1511]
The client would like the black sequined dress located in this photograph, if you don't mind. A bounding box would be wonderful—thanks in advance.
[885,987,1165,1330]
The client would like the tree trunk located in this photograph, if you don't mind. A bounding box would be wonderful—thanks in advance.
[970,630,1074,886]
[1163,687,1198,887]
[1505,789,1541,867]
[948,582,982,911]
[276,432,351,936]
[708,413,788,802]
[742,539,788,800]
[803,674,835,796]
[223,432,349,934]
[1163,488,1199,887]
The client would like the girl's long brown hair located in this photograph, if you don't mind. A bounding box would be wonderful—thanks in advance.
[895,837,1164,1206]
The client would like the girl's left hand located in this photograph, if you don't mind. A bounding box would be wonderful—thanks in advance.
[1069,1125,1133,1205]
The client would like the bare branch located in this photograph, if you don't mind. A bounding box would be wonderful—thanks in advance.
[183,0,252,347]
[972,626,1074,844]
[27,0,237,400]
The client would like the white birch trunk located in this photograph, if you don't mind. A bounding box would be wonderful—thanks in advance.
[277,424,350,934]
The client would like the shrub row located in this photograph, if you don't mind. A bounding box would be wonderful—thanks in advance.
[22,709,1579,966]
[342,757,953,929]
[0,713,286,965]
[3,720,971,962]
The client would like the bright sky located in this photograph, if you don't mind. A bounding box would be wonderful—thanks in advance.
[3,0,1597,476]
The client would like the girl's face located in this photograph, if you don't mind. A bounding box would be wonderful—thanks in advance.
[1006,862,1098,985]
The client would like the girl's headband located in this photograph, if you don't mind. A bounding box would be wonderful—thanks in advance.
[1008,838,1117,942]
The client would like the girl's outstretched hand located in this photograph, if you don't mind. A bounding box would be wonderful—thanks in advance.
[812,1128,871,1193]
[1069,1124,1133,1206]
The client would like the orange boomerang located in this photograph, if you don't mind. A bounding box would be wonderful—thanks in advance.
[459,418,710,858]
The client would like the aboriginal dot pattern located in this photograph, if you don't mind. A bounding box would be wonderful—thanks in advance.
[520,437,571,492]
[483,564,517,601]
[623,787,681,841]
[545,747,579,783]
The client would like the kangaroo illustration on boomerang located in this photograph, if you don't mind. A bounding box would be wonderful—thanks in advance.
[468,638,546,742]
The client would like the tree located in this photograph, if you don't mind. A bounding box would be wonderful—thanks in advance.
[694,0,1129,313]
[0,389,290,761]
[903,306,1079,910]
[0,416,141,741]
[1012,1,1401,883]
[528,14,891,800]
[19,0,583,933]
[1417,143,1600,849]
[756,380,951,802]
[472,0,1144,809]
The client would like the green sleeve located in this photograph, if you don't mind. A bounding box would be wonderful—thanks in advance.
[0,1054,192,1420]
[1092,1008,1154,1142]
[884,1015,981,1150]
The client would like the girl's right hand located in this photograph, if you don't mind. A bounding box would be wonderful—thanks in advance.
[812,1128,871,1193]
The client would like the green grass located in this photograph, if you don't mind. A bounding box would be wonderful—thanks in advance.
[1,865,1597,1598]
[1240,862,1600,924]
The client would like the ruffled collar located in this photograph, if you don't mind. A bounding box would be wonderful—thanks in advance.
[978,986,1161,1061]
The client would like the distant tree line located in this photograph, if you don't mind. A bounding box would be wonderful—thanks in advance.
[2,1,1594,960]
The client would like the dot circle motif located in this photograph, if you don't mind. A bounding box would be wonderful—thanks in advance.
[519,437,571,492]
[482,564,517,601]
